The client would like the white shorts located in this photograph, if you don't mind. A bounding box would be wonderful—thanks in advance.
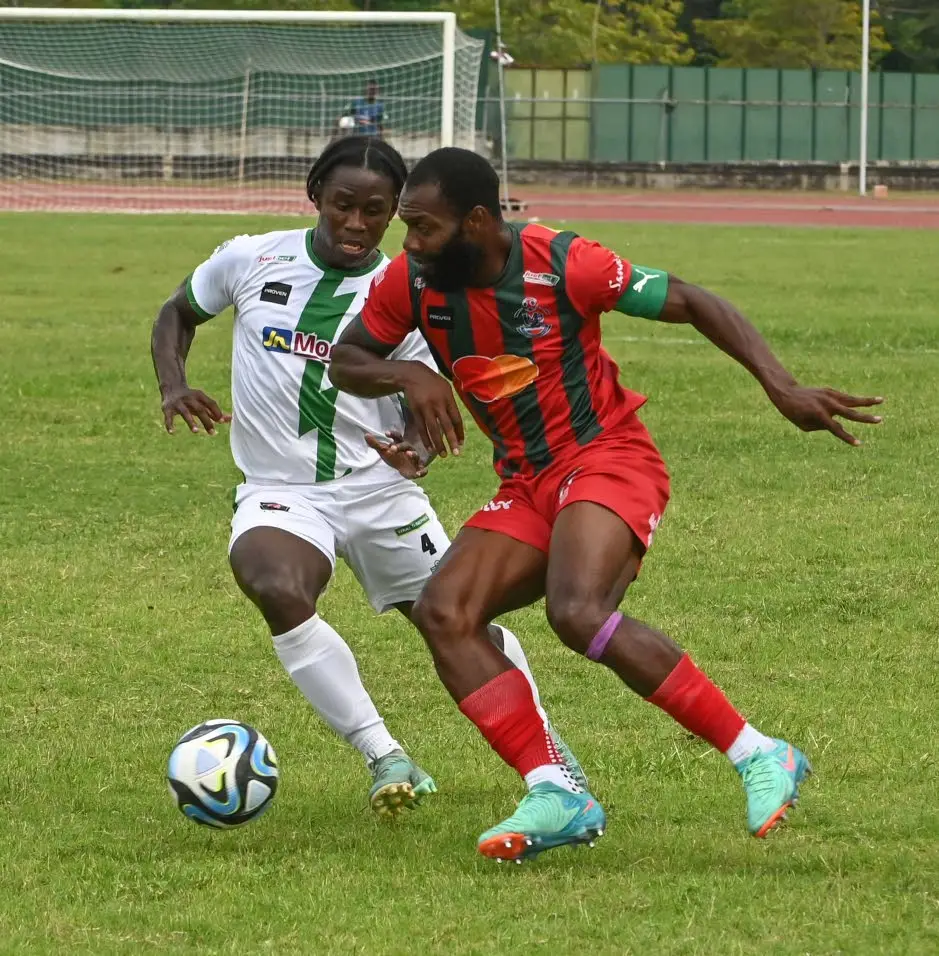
[229,464,449,613]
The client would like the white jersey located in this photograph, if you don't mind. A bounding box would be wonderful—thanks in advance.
[187,228,434,485]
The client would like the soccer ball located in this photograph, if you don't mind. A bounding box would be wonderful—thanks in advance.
[167,719,279,829]
[337,115,356,130]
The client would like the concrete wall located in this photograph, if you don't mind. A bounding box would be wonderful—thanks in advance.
[506,160,939,192]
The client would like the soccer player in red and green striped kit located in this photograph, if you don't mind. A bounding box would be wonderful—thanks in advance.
[330,147,884,862]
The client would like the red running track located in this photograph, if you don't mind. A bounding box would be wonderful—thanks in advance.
[516,189,939,229]
[1,181,938,228]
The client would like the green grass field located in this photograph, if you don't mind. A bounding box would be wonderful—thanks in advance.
[0,213,936,955]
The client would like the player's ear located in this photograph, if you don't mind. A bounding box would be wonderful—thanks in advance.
[311,187,322,213]
[464,205,490,236]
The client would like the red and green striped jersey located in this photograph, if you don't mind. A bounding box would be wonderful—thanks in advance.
[361,223,665,478]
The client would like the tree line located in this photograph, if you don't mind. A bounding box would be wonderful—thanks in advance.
[14,1,939,73]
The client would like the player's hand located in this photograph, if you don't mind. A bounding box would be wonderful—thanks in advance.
[365,430,429,480]
[161,387,231,435]
[769,384,884,446]
[398,363,464,459]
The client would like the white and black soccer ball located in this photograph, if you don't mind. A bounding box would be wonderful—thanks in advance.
[167,719,279,829]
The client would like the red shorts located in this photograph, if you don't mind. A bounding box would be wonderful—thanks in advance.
[464,414,670,555]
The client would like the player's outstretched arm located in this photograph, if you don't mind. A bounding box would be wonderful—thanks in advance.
[657,276,884,446]
[151,282,230,435]
[332,317,464,458]
[331,316,420,397]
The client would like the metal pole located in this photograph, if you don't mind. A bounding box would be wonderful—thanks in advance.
[440,13,456,147]
[493,0,510,209]
[237,61,251,187]
[859,0,870,196]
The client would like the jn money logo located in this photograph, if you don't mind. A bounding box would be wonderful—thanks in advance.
[262,326,292,353]
[261,327,334,363]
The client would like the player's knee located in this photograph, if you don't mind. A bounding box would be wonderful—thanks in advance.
[411,589,475,647]
[545,593,603,656]
[236,563,317,634]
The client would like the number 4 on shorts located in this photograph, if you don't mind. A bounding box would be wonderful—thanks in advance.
[420,533,438,556]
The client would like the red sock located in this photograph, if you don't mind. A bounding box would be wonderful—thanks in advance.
[646,654,745,752]
[458,669,562,777]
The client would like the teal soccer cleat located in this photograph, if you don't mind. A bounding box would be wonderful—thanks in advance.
[477,783,606,863]
[738,739,812,837]
[368,750,437,819]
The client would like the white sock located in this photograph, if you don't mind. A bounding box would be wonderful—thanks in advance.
[492,625,544,715]
[493,626,582,795]
[725,722,777,767]
[525,765,584,793]
[272,614,400,766]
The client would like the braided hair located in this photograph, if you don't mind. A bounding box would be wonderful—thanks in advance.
[305,135,408,206]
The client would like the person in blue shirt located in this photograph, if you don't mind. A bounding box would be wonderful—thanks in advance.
[347,79,385,138]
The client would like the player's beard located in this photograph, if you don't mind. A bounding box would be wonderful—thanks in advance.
[420,228,485,293]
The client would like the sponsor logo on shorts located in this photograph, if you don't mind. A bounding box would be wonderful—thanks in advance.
[482,498,513,512]
[426,306,453,330]
[260,502,290,512]
[257,255,297,264]
[260,281,292,305]
[262,327,333,362]
[394,513,430,536]
[558,468,582,506]
[523,270,559,287]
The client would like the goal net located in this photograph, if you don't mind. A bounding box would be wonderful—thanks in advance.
[0,10,485,214]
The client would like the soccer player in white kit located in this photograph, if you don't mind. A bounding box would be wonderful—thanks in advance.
[151,137,586,819]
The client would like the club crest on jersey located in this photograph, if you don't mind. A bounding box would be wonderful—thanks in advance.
[262,327,333,363]
[514,296,551,338]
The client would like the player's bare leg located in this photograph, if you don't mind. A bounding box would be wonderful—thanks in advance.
[546,502,811,837]
[412,529,544,696]
[411,529,605,861]
[230,527,435,816]
[393,600,588,791]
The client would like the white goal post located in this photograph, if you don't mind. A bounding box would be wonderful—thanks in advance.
[0,8,485,213]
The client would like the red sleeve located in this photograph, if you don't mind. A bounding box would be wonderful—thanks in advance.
[360,252,416,347]
[564,237,633,318]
